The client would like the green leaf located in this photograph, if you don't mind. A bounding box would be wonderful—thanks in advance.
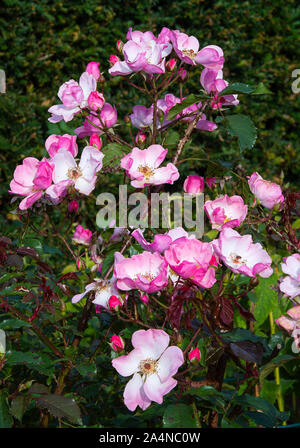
[10,395,31,422]
[254,273,281,327]
[35,394,82,425]
[163,404,197,428]
[102,143,126,168]
[223,114,257,150]
[163,131,180,149]
[185,385,226,410]
[167,94,205,121]
[0,391,13,428]
[233,394,288,427]
[259,354,296,382]
[6,351,55,376]
[219,82,272,96]
[101,251,116,276]
[0,318,31,330]
[75,361,97,377]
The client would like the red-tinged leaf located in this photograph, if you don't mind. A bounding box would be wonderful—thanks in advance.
[36,261,53,274]
[219,297,234,328]
[17,246,40,260]
[59,272,78,281]
[233,297,255,322]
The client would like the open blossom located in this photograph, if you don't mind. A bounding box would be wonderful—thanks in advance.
[248,172,284,209]
[276,306,300,349]
[86,61,101,81]
[171,30,224,69]
[121,145,179,188]
[132,227,194,254]
[200,68,239,109]
[45,134,78,158]
[279,254,300,299]
[9,157,54,210]
[48,72,96,123]
[75,103,117,138]
[72,277,121,310]
[184,175,204,194]
[109,27,172,76]
[72,224,92,245]
[204,195,248,230]
[51,146,104,196]
[212,228,273,278]
[112,329,184,411]
[130,105,154,129]
[164,237,217,288]
[114,251,169,293]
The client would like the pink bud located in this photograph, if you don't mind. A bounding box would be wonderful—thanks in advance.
[76,258,85,270]
[139,292,149,305]
[72,225,92,246]
[116,40,124,53]
[110,335,125,352]
[183,175,204,194]
[86,62,101,81]
[110,54,120,66]
[178,67,188,82]
[135,131,147,146]
[95,305,102,314]
[88,91,105,111]
[89,134,102,150]
[68,200,79,213]
[188,347,201,362]
[206,177,217,190]
[166,58,176,72]
[109,295,122,310]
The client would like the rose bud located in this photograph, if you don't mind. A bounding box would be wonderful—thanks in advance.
[89,134,102,150]
[188,347,201,362]
[139,292,149,305]
[110,334,125,352]
[68,200,79,213]
[109,295,122,311]
[184,175,204,194]
[166,58,176,72]
[86,62,101,81]
[206,177,217,190]
[88,91,105,111]
[72,225,92,246]
[178,67,188,82]
[116,40,124,53]
[135,131,147,146]
[109,54,120,66]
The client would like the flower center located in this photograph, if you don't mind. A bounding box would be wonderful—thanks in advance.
[138,272,156,282]
[182,49,197,59]
[138,164,155,180]
[67,166,82,180]
[139,358,158,376]
[230,252,247,266]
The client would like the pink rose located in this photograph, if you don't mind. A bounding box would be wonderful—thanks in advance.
[112,329,184,411]
[248,172,284,209]
[72,225,92,245]
[164,237,217,288]
[72,277,121,310]
[114,251,169,293]
[89,134,102,150]
[88,91,105,111]
[276,306,300,349]
[212,228,273,278]
[184,175,204,194]
[86,61,101,81]
[110,335,125,352]
[188,347,201,362]
[132,227,194,254]
[204,195,248,230]
[45,134,78,158]
[279,254,300,299]
[121,144,179,188]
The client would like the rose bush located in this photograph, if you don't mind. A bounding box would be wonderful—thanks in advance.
[1,24,299,429]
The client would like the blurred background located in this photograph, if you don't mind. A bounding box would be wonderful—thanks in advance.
[0,0,299,228]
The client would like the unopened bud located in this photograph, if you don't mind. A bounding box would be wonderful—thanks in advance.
[110,334,125,352]
[135,131,147,146]
[188,347,201,362]
[68,200,79,213]
[116,40,124,53]
[124,114,131,125]
[166,58,176,72]
[88,91,105,111]
[178,67,188,82]
[109,54,120,66]
[89,134,102,150]
[139,292,149,305]
[109,295,122,310]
